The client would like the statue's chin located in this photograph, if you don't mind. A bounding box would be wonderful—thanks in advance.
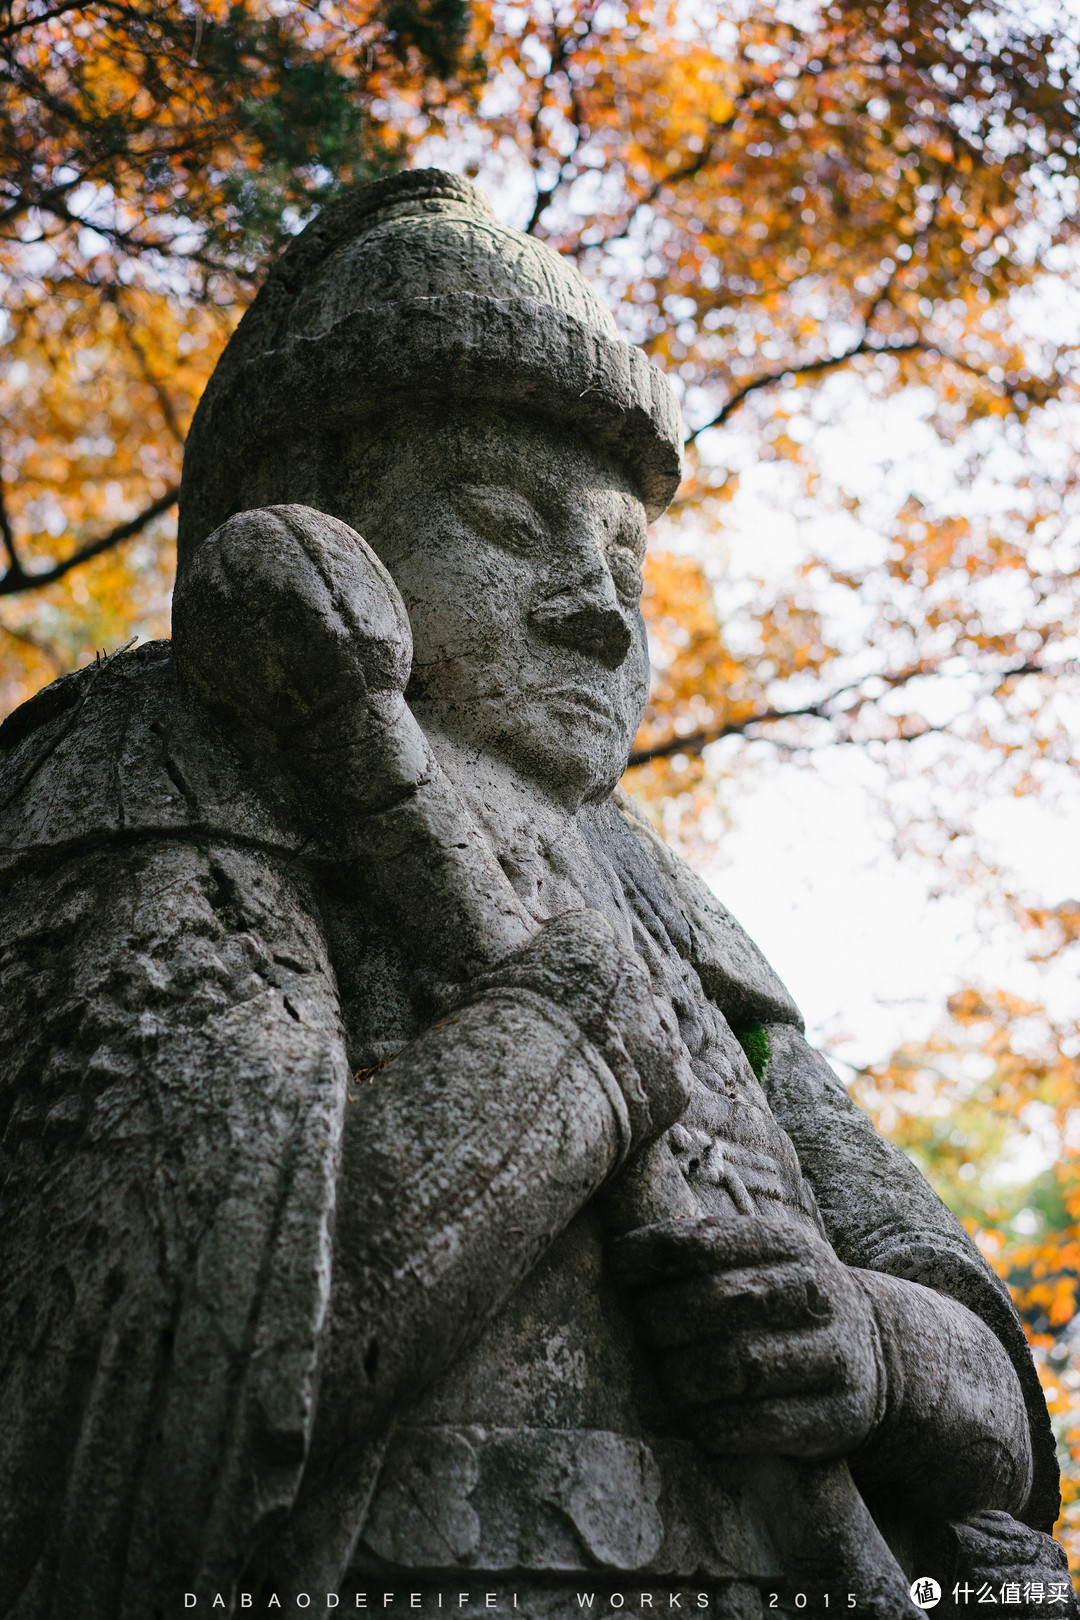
[410,694,635,812]
[498,734,630,811]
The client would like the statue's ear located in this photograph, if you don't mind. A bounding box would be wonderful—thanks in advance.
[172,502,413,754]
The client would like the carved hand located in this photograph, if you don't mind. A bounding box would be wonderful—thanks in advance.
[610,1213,886,1458]
[172,503,539,976]
[171,502,422,811]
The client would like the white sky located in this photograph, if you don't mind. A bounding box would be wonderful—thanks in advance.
[676,395,1080,1069]
[698,748,1080,1065]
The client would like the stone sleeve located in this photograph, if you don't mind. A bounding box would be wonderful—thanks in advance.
[328,986,633,1423]
[851,1268,1033,1518]
[247,982,638,1591]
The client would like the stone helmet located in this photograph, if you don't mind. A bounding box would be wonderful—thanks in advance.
[177,169,684,566]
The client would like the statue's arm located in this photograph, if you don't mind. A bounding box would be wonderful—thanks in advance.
[850,1265,1031,1517]
[325,908,691,1444]
[238,908,691,1593]
[760,1021,1058,1531]
[0,848,685,1613]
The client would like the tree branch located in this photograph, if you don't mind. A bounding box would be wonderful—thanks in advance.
[584,65,819,259]
[0,485,179,597]
[522,22,588,236]
[587,116,738,255]
[1,187,250,285]
[685,337,929,442]
[0,618,65,671]
[0,477,25,580]
[626,661,1064,768]
[0,172,86,232]
[0,0,119,42]
[685,328,1045,441]
[628,701,841,766]
[680,193,1025,441]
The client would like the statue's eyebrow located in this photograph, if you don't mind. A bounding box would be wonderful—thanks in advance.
[452,477,646,563]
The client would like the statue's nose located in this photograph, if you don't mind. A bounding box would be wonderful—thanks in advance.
[528,583,634,670]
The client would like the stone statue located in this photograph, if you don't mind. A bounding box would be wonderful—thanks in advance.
[0,170,1073,1620]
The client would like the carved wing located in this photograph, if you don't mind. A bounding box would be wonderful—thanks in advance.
[0,829,348,1618]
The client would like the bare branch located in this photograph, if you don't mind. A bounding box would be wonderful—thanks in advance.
[523,167,557,240]
[685,338,929,442]
[0,188,251,285]
[522,23,587,236]
[0,477,25,580]
[679,193,1021,440]
[521,28,562,234]
[685,328,1045,441]
[0,0,116,41]
[587,119,736,256]
[0,485,179,597]
[584,65,817,258]
[628,701,842,767]
[0,172,86,232]
[626,661,1065,768]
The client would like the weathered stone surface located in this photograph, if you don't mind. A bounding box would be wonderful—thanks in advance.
[178,171,684,560]
[0,168,1071,1620]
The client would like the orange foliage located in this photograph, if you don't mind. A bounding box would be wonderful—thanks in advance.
[624,467,1079,812]
[0,0,482,708]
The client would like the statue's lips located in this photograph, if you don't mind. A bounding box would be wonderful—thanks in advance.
[541,685,619,724]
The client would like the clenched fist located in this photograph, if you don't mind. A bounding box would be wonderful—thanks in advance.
[610,1214,887,1459]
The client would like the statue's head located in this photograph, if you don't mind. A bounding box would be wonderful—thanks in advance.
[178,170,684,806]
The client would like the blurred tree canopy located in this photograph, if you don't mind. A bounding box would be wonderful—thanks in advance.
[3,0,1080,1566]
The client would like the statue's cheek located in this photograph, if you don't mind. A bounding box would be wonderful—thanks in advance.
[623,610,652,715]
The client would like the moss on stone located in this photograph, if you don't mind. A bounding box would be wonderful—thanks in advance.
[736,1021,768,1081]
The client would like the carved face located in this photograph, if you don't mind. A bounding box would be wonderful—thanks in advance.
[352,408,651,808]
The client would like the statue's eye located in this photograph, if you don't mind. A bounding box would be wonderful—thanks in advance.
[608,545,644,605]
[448,484,547,556]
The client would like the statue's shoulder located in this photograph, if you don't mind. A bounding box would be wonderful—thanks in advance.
[607,786,803,1031]
[0,640,306,866]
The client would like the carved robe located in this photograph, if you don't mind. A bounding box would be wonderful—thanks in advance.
[0,642,1066,1619]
